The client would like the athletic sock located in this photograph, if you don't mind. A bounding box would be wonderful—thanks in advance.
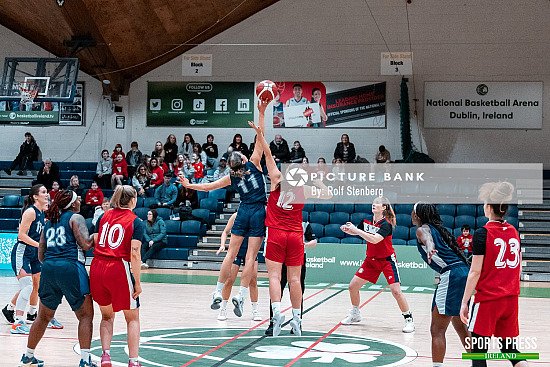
[81,349,90,362]
[25,348,34,358]
[292,308,301,320]
[271,302,281,315]
[221,300,228,309]
[15,315,25,323]
[402,311,413,320]
[28,304,38,315]
[352,305,360,313]
[251,302,258,311]
[239,286,249,299]
[129,357,139,363]
[7,302,15,311]
[215,282,224,293]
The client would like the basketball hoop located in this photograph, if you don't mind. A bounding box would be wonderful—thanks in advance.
[16,82,39,106]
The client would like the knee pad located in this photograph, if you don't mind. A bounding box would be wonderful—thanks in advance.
[16,276,33,310]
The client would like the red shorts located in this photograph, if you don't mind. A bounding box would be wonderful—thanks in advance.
[468,295,519,338]
[89,257,140,312]
[355,254,400,284]
[265,227,304,266]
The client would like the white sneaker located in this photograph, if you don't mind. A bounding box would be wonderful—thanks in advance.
[211,291,223,310]
[402,317,415,333]
[289,317,302,336]
[231,294,244,317]
[217,308,227,321]
[141,262,149,269]
[341,309,362,325]
[272,313,285,337]
[252,309,262,321]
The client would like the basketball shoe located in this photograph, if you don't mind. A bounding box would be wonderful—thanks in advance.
[19,354,44,367]
[100,352,111,367]
[341,308,362,325]
[2,304,15,323]
[272,313,285,337]
[402,317,415,333]
[217,308,227,321]
[11,319,30,334]
[210,291,222,310]
[231,294,244,317]
[289,317,302,336]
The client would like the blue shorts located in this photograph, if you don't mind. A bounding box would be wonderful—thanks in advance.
[39,260,90,311]
[231,203,266,238]
[432,263,469,316]
[11,242,41,276]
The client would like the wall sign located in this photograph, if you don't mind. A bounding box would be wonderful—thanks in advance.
[182,54,212,76]
[424,81,543,129]
[381,52,413,75]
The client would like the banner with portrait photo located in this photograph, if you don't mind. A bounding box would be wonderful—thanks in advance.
[273,81,386,129]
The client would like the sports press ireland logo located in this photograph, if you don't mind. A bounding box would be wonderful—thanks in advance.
[286,167,309,187]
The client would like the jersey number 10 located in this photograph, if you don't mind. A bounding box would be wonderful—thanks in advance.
[98,222,125,249]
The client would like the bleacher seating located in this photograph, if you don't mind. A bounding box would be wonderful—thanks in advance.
[329,212,349,224]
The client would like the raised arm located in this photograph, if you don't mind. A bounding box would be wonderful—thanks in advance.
[248,121,281,186]
[178,174,230,192]
[250,100,269,166]
[70,214,94,251]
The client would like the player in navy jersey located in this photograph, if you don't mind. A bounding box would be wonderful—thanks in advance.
[18,190,95,367]
[7,184,47,335]
[461,182,529,367]
[412,202,471,367]
[179,101,269,317]
[90,185,145,367]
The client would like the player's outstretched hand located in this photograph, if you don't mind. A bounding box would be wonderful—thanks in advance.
[427,248,438,264]
[178,176,190,187]
[248,121,263,135]
[257,100,269,115]
[459,302,469,324]
[340,222,358,235]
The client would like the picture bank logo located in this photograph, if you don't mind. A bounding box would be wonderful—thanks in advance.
[286,167,309,187]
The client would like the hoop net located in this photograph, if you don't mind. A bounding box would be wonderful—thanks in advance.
[16,82,39,105]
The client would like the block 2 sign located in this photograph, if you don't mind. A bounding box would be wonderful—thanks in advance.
[182,54,212,76]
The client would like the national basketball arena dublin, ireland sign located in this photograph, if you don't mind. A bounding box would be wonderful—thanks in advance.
[84,327,417,366]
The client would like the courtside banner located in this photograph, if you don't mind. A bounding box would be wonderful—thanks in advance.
[306,244,435,286]
[0,232,17,269]
[281,163,543,204]
[147,82,254,127]
[424,82,543,129]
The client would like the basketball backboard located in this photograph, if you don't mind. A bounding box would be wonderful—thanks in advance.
[0,57,80,102]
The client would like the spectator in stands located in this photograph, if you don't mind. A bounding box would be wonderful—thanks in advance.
[132,164,151,197]
[212,157,230,181]
[92,197,111,227]
[94,149,112,189]
[285,83,308,106]
[300,157,310,172]
[289,140,306,163]
[35,158,60,190]
[4,132,39,176]
[81,181,104,218]
[221,146,233,162]
[48,181,60,202]
[315,157,330,178]
[229,134,249,157]
[202,134,219,169]
[310,88,328,128]
[68,175,84,198]
[111,143,125,160]
[193,143,208,166]
[126,141,143,178]
[141,209,167,269]
[151,141,165,161]
[148,157,164,190]
[456,224,473,258]
[270,134,290,166]
[175,172,198,209]
[191,153,205,182]
[333,134,356,163]
[153,172,178,208]
[375,145,391,163]
[180,133,195,158]
[163,134,178,170]
[174,154,184,176]
[142,154,151,167]
[158,156,169,174]
[111,153,128,188]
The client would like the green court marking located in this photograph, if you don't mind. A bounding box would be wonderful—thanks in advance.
[88,327,417,367]
[139,273,550,298]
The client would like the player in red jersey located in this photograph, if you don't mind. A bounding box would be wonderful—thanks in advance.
[460,182,528,367]
[340,196,415,333]
[247,121,329,337]
[90,185,145,367]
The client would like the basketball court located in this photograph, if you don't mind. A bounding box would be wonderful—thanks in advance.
[1,269,549,366]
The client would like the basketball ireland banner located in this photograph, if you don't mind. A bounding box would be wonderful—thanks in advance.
[0,232,17,269]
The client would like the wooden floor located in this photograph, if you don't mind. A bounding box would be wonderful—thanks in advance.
[1,269,549,367]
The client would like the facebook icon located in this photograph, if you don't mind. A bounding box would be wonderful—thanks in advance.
[215,99,228,111]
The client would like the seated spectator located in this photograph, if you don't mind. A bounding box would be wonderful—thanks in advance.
[153,172,178,208]
[68,175,84,198]
[4,132,39,176]
[300,157,310,172]
[158,156,169,174]
[315,157,330,177]
[289,140,306,163]
[94,149,113,189]
[35,158,60,190]
[126,141,143,178]
[179,133,195,158]
[193,143,208,166]
[111,153,128,188]
[456,224,473,258]
[375,145,391,163]
[182,155,195,181]
[81,181,104,218]
[175,172,198,209]
[174,154,185,176]
[333,134,356,163]
[163,134,178,170]
[202,134,219,169]
[92,197,111,227]
[212,157,230,181]
[191,153,205,182]
[270,134,290,166]
[111,143,125,160]
[132,164,151,197]
[142,154,151,167]
[148,157,164,189]
[229,134,249,157]
[151,141,165,160]
[141,209,167,269]
[49,181,60,202]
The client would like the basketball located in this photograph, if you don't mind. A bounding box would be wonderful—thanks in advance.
[256,80,278,103]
